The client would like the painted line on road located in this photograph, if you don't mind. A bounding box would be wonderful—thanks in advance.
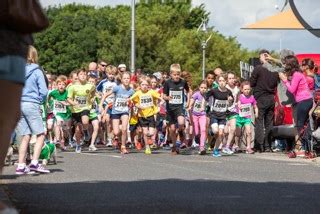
[69,152,122,159]
[183,160,222,163]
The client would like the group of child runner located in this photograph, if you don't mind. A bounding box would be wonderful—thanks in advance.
[40,63,257,160]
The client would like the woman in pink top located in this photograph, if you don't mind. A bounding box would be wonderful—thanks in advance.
[279,55,313,158]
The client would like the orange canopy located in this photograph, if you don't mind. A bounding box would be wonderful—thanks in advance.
[242,9,304,30]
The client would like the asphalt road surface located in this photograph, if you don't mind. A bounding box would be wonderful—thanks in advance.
[1,147,320,213]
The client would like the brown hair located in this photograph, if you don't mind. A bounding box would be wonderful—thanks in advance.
[283,55,302,77]
[27,45,38,64]
[181,70,192,88]
[240,80,251,90]
[56,75,68,84]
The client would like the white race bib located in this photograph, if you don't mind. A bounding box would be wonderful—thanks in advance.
[140,95,153,108]
[169,90,183,104]
[212,100,227,112]
[53,100,66,113]
[193,100,203,113]
[114,97,128,112]
[75,96,87,108]
[239,103,252,117]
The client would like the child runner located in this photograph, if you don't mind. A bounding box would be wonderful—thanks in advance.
[131,76,164,154]
[235,81,258,154]
[87,75,100,151]
[223,71,240,154]
[48,75,72,150]
[67,69,96,153]
[163,64,190,155]
[100,72,134,154]
[188,80,207,155]
[206,74,233,157]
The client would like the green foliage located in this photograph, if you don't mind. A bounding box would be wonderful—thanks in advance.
[35,2,255,86]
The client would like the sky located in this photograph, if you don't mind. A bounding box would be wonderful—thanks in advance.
[41,0,320,54]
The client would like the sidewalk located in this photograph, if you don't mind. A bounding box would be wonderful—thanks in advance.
[0,181,13,208]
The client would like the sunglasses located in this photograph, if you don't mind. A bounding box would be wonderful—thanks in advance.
[100,64,107,67]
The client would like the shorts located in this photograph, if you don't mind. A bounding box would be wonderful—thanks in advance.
[0,55,26,84]
[111,113,129,120]
[166,108,184,125]
[227,112,238,120]
[16,102,45,136]
[138,116,156,128]
[47,113,55,125]
[72,110,90,123]
[55,115,71,123]
[129,123,139,132]
[210,117,226,130]
[236,115,252,127]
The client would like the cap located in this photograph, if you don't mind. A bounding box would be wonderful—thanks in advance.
[118,64,126,69]
[153,72,162,80]
[259,49,270,55]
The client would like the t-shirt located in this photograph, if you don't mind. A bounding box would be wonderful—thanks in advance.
[238,94,256,119]
[49,89,71,120]
[163,78,189,111]
[67,82,95,113]
[206,88,233,119]
[157,87,166,115]
[226,85,240,113]
[111,85,134,115]
[131,89,160,118]
[191,91,206,116]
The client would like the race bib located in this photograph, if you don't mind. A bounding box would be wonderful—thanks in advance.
[53,100,66,113]
[169,90,183,104]
[212,99,227,112]
[114,97,128,112]
[140,95,153,108]
[239,103,252,117]
[75,96,87,108]
[193,100,203,113]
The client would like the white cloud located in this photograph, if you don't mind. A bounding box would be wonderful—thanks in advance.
[40,0,320,53]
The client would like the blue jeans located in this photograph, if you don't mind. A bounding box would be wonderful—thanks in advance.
[16,102,45,136]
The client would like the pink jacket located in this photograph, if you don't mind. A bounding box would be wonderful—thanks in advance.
[283,71,312,103]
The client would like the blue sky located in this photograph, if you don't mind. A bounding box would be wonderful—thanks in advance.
[41,0,320,54]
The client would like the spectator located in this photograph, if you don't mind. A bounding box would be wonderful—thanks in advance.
[98,60,108,79]
[302,58,316,92]
[250,49,279,152]
[279,55,313,158]
[88,62,99,79]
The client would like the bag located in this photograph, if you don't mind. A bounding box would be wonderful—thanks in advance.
[0,0,49,34]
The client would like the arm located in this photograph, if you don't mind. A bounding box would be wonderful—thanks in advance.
[99,90,114,112]
[249,67,259,88]
[36,70,48,103]
[187,98,195,111]
[282,72,300,94]
[253,104,258,119]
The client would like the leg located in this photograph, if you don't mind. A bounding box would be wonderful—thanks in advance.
[264,102,275,150]
[0,81,22,172]
[198,115,207,151]
[226,117,236,148]
[255,102,266,152]
[89,119,99,149]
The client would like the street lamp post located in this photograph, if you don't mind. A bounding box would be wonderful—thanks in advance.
[197,18,212,80]
[130,0,135,74]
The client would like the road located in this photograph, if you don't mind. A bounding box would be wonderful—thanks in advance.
[1,147,320,213]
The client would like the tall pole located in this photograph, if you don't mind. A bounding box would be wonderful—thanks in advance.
[130,0,135,73]
[202,42,206,80]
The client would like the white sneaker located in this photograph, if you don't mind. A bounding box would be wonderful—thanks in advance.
[89,145,97,151]
[75,145,81,153]
[222,147,234,155]
[106,139,113,147]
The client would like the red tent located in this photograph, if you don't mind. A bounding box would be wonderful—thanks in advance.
[296,54,320,66]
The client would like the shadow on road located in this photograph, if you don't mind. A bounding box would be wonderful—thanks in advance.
[4,179,320,213]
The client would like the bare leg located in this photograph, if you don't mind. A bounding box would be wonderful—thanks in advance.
[0,80,22,173]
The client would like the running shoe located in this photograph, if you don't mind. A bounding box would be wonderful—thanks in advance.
[135,141,143,150]
[15,166,36,175]
[171,147,179,155]
[212,149,221,157]
[246,148,255,154]
[296,150,306,157]
[287,151,296,158]
[75,145,82,153]
[106,139,113,147]
[222,147,234,155]
[29,164,50,173]
[89,145,97,151]
[198,150,206,155]
[145,148,152,155]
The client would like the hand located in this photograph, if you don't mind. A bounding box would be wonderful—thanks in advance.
[228,96,233,102]
[279,72,287,81]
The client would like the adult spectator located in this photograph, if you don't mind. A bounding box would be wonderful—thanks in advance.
[279,55,313,158]
[88,62,99,79]
[118,64,127,73]
[250,49,279,152]
[98,60,108,79]
[131,68,142,83]
[16,45,50,174]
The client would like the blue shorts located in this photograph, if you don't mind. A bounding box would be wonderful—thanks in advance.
[111,113,129,120]
[0,55,26,84]
[16,102,45,136]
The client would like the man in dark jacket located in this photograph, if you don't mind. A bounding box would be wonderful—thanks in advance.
[250,49,279,152]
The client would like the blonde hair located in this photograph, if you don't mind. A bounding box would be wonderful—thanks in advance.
[138,76,151,85]
[27,45,39,64]
[56,75,68,84]
[170,63,181,73]
[106,65,118,75]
